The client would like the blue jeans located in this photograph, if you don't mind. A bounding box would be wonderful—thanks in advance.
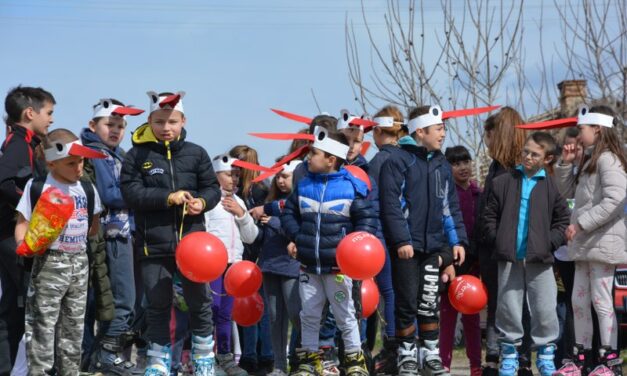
[375,246,395,336]
[100,237,136,337]
[241,289,273,363]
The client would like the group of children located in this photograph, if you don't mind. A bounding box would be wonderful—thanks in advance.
[0,85,625,376]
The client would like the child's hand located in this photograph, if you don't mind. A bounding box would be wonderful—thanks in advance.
[260,215,272,225]
[168,191,193,206]
[222,196,245,217]
[561,144,578,164]
[186,198,205,216]
[249,206,265,220]
[565,223,581,241]
[287,242,297,258]
[397,245,414,259]
[441,265,456,283]
[453,245,465,265]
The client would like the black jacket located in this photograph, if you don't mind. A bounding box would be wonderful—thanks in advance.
[0,125,42,239]
[483,169,570,264]
[379,144,467,254]
[120,124,221,258]
[474,161,508,262]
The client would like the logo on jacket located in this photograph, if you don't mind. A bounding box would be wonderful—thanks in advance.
[299,197,352,217]
[142,161,153,170]
[148,168,165,175]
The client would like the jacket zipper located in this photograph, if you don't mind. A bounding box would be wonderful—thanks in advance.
[166,141,179,246]
[315,177,328,274]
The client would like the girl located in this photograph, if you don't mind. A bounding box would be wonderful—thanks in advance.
[254,159,303,376]
[556,105,627,376]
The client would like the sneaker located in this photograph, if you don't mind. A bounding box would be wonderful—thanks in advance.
[290,349,323,376]
[598,347,623,376]
[320,346,340,376]
[239,358,259,375]
[90,336,139,376]
[192,335,217,376]
[373,337,398,375]
[552,362,581,376]
[420,339,449,376]
[587,365,615,376]
[396,341,419,376]
[499,343,519,376]
[536,344,557,376]
[470,366,483,376]
[517,367,533,376]
[482,363,499,376]
[344,351,369,376]
[145,343,172,376]
[217,353,249,376]
[267,370,288,376]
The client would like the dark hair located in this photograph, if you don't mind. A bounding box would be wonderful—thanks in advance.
[564,127,580,140]
[92,98,125,123]
[322,131,348,170]
[577,105,627,179]
[309,114,337,134]
[289,128,310,153]
[5,86,56,126]
[43,128,78,149]
[445,145,472,164]
[528,131,558,173]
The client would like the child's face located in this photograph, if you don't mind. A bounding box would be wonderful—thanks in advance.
[217,171,235,193]
[149,109,185,142]
[416,123,446,151]
[89,115,126,149]
[48,155,84,184]
[451,159,472,185]
[307,147,336,174]
[577,124,599,148]
[231,168,241,189]
[276,171,293,193]
[28,101,55,137]
[342,127,364,162]
[521,139,551,176]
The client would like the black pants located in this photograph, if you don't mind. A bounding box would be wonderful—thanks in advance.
[392,251,440,332]
[141,257,213,345]
[0,236,25,375]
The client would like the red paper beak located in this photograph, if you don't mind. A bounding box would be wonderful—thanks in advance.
[231,160,275,173]
[160,94,181,109]
[360,141,372,157]
[249,133,314,141]
[69,143,107,159]
[271,145,310,169]
[515,117,577,130]
[252,169,282,183]
[442,105,501,120]
[349,118,378,131]
[271,108,313,125]
[112,107,145,116]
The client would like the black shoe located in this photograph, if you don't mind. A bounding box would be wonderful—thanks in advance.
[481,365,499,376]
[599,346,623,376]
[516,367,533,376]
[239,357,259,375]
[259,358,275,376]
[373,337,397,375]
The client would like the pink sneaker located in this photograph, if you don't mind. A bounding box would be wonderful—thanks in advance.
[587,364,615,376]
[470,366,483,376]
[552,362,581,376]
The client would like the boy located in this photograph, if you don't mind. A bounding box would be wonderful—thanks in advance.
[483,132,570,376]
[81,98,145,374]
[379,105,467,376]
[0,86,55,374]
[120,91,221,376]
[281,127,378,376]
[15,128,105,374]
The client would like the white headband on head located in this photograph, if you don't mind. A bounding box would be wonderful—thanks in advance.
[44,140,107,162]
[373,116,399,128]
[147,91,185,114]
[577,106,614,128]
[312,126,349,159]
[212,154,236,172]
[281,159,302,173]
[338,109,360,130]
[407,105,443,134]
[92,99,144,118]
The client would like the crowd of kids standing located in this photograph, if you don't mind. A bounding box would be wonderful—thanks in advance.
[0,86,625,376]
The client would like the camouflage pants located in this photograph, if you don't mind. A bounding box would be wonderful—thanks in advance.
[25,250,88,376]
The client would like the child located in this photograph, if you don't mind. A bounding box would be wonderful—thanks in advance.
[120,91,221,376]
[483,132,570,376]
[254,159,303,376]
[557,105,627,375]
[15,128,105,374]
[80,98,144,374]
[281,127,378,376]
[440,145,482,376]
[0,86,55,374]
[379,105,467,376]
[206,153,259,376]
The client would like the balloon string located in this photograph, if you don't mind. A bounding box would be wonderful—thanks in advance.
[179,202,187,241]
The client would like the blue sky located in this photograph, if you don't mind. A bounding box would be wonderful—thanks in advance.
[0,0,603,165]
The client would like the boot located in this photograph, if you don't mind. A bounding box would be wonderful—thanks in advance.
[344,350,369,376]
[499,343,519,376]
[419,339,449,376]
[144,343,172,376]
[373,336,398,375]
[535,344,556,376]
[598,346,623,376]
[290,349,323,376]
[396,340,418,376]
[482,353,499,376]
[217,353,249,376]
[192,334,217,376]
[320,346,340,376]
[89,335,141,375]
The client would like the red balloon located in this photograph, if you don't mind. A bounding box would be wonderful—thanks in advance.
[176,232,228,283]
[448,275,488,314]
[232,292,264,327]
[360,278,380,318]
[336,231,385,280]
[224,261,263,297]
[344,165,372,190]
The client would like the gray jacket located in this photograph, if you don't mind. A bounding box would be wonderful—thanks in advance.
[559,151,627,264]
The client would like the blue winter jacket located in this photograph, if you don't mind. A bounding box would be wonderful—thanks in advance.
[281,165,379,274]
[379,144,468,254]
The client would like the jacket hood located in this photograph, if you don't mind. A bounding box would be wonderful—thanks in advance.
[131,123,187,146]
[303,161,369,198]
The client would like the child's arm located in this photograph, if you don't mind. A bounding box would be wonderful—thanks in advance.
[89,215,100,237]
[120,150,173,211]
[194,150,222,213]
[350,197,378,235]
[378,158,413,252]
[14,213,28,245]
[443,172,468,264]
[89,158,126,209]
[0,137,33,208]
[549,189,571,251]
[280,187,302,242]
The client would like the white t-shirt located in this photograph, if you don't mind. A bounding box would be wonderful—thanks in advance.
[16,174,102,253]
